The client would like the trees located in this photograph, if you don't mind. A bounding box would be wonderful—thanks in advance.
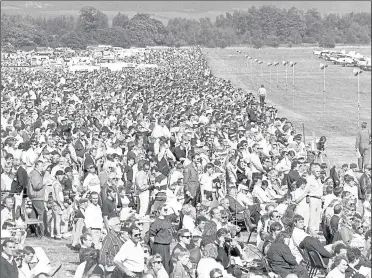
[76,6,109,33]
[112,12,130,28]
[1,7,370,50]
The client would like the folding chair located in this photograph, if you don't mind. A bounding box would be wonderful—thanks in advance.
[262,256,281,278]
[306,249,328,278]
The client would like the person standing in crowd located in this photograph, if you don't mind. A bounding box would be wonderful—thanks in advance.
[28,160,46,237]
[258,85,267,106]
[355,121,371,171]
[113,225,145,278]
[306,163,323,235]
[149,204,178,274]
[183,154,201,206]
[84,191,104,249]
[136,161,151,217]
[51,170,65,240]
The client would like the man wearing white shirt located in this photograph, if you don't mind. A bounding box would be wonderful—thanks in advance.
[248,144,265,174]
[113,225,145,278]
[84,192,104,250]
[306,163,324,234]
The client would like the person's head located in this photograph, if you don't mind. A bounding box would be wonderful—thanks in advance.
[220,198,230,210]
[310,163,321,178]
[293,214,305,230]
[90,191,99,205]
[149,254,163,271]
[129,225,142,244]
[361,121,367,129]
[55,170,64,181]
[159,204,170,217]
[332,255,349,273]
[325,185,333,195]
[34,160,44,172]
[3,196,14,210]
[106,186,116,200]
[333,243,347,256]
[346,247,361,266]
[269,210,281,221]
[13,249,24,267]
[352,220,365,235]
[195,215,207,230]
[275,231,291,245]
[205,163,214,174]
[1,239,16,257]
[334,204,342,215]
[342,213,354,226]
[210,207,221,221]
[216,228,230,244]
[80,233,93,248]
[177,229,192,245]
[202,243,218,259]
[173,249,190,265]
[64,166,73,178]
[269,222,283,239]
[23,246,35,264]
[210,268,223,278]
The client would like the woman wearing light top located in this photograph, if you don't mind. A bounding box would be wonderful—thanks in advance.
[83,163,101,194]
[290,178,311,231]
[196,243,232,278]
[326,255,348,278]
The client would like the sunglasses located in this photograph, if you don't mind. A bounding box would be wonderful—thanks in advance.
[214,275,223,278]
[144,249,149,253]
[154,261,162,264]
[182,235,191,239]
[133,233,142,238]
[135,222,144,226]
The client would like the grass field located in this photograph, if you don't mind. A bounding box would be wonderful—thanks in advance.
[202,46,371,165]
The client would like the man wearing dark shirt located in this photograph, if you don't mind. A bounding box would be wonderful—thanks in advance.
[10,157,28,195]
[62,167,73,191]
[214,228,242,278]
[102,186,121,232]
[286,161,301,192]
[329,204,342,243]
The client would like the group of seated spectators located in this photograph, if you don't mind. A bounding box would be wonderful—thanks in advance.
[1,46,371,278]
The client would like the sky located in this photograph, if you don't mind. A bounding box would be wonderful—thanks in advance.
[2,1,370,14]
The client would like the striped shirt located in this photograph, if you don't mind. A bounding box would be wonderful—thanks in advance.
[99,230,123,267]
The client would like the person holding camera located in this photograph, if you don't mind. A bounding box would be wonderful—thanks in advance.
[214,228,243,278]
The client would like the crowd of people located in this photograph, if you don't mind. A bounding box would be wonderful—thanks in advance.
[0,46,371,278]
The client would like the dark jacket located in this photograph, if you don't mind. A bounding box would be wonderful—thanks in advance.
[266,242,298,277]
[183,163,199,198]
[286,169,301,192]
[11,166,28,194]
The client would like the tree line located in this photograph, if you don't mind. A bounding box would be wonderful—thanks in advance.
[1,5,371,50]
